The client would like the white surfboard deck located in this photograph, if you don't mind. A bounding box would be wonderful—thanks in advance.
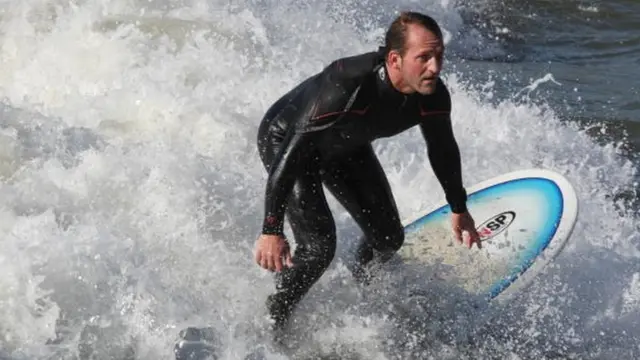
[398,168,579,303]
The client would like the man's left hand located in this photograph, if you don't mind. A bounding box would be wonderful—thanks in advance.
[451,211,481,249]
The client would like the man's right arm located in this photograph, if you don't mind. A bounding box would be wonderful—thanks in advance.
[260,72,331,236]
[261,54,375,235]
[261,127,314,236]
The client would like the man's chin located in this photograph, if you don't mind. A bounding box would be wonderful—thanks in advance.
[416,84,436,95]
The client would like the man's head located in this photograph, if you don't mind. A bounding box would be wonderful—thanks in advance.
[384,12,445,95]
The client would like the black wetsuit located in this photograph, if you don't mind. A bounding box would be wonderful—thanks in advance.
[256,48,468,327]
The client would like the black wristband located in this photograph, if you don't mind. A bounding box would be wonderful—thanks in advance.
[262,216,283,236]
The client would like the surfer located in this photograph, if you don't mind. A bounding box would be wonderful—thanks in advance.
[254,11,481,333]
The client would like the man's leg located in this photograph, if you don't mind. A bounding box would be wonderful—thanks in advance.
[265,169,337,330]
[258,124,336,330]
[321,145,404,283]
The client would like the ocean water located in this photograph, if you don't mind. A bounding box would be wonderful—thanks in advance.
[0,0,638,359]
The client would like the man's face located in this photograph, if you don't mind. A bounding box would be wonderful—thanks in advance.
[398,24,444,95]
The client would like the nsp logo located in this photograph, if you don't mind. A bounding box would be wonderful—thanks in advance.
[477,211,516,241]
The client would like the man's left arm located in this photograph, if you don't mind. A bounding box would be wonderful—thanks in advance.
[419,114,468,214]
[420,114,482,249]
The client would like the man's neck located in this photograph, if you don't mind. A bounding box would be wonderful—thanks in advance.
[385,62,414,94]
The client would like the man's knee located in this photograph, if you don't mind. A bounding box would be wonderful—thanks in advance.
[296,232,337,268]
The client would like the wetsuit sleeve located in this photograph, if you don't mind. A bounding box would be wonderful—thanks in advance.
[419,115,468,214]
[261,127,314,235]
[260,73,328,236]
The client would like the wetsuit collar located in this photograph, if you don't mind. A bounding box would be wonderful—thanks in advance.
[375,63,410,108]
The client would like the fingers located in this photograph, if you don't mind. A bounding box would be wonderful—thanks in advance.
[259,253,269,270]
[255,251,292,272]
[453,213,483,250]
[282,241,293,269]
[255,250,275,272]
[258,252,289,272]
[461,228,482,249]
[453,225,482,250]
[463,231,471,248]
[453,226,463,245]
[471,230,482,249]
[268,253,277,272]
[273,253,283,272]
[284,251,294,268]
[460,228,482,249]
[255,236,294,272]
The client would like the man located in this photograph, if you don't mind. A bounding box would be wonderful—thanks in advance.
[254,11,481,333]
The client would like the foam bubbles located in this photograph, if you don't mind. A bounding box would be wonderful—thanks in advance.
[0,0,638,359]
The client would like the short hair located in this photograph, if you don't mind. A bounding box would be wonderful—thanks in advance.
[384,11,443,57]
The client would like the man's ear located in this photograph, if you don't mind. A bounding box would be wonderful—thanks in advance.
[387,50,402,71]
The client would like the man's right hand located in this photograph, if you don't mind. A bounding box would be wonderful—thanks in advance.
[254,234,294,272]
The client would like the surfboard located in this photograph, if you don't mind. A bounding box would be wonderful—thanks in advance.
[397,168,579,303]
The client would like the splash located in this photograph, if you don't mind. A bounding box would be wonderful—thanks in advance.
[0,0,638,359]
